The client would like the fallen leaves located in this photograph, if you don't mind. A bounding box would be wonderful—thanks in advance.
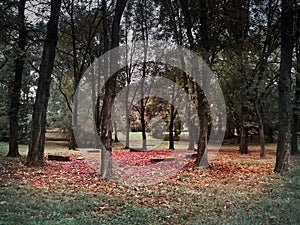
[0,147,280,201]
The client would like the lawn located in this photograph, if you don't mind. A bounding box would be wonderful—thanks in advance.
[0,141,299,224]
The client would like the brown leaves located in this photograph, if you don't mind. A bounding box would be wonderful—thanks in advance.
[113,150,173,166]
[0,147,279,198]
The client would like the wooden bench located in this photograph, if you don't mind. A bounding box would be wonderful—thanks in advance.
[48,155,71,161]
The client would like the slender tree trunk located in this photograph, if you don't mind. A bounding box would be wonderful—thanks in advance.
[255,102,266,158]
[179,0,210,166]
[292,5,300,155]
[196,0,210,167]
[100,79,115,178]
[140,96,147,150]
[274,0,294,173]
[196,109,209,167]
[100,0,110,179]
[114,120,119,142]
[68,129,77,150]
[124,33,129,148]
[291,74,299,155]
[239,106,249,154]
[168,70,178,150]
[139,0,148,150]
[8,0,27,157]
[125,85,130,148]
[164,0,194,150]
[291,111,299,155]
[26,0,61,166]
[236,0,250,155]
[195,72,209,166]
[100,0,127,179]
[68,0,80,150]
[169,104,175,150]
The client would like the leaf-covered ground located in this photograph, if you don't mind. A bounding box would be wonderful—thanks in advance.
[1,142,300,224]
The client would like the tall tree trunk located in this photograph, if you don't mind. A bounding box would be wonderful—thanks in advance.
[68,0,79,150]
[196,0,210,167]
[100,0,127,179]
[140,95,147,150]
[274,0,294,173]
[125,84,130,148]
[291,3,300,155]
[291,108,299,155]
[124,31,130,149]
[100,79,115,178]
[114,120,119,142]
[164,0,194,150]
[8,0,27,157]
[255,102,266,158]
[237,0,251,155]
[26,0,61,166]
[179,0,210,166]
[239,106,249,154]
[138,0,148,151]
[169,103,175,150]
[291,74,299,155]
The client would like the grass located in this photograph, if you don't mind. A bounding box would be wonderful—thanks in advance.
[0,141,300,224]
[0,141,78,156]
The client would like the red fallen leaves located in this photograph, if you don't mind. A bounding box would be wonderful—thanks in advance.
[0,149,276,195]
[1,155,103,193]
[112,150,173,166]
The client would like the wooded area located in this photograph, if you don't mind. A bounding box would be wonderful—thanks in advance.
[1,0,298,170]
[0,0,300,223]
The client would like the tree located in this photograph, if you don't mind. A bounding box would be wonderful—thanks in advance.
[229,0,251,155]
[274,0,294,173]
[26,0,62,166]
[56,0,103,150]
[291,1,300,155]
[100,0,127,179]
[137,0,150,150]
[7,0,27,157]
[179,0,210,167]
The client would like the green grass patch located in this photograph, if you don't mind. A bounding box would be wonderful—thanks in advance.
[0,184,173,225]
[0,142,28,156]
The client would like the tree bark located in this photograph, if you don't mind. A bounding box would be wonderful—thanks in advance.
[163,0,194,150]
[274,0,294,173]
[138,0,149,151]
[125,83,130,148]
[26,0,61,166]
[114,120,119,142]
[179,0,210,166]
[237,0,251,155]
[239,106,249,154]
[291,74,299,155]
[291,4,300,155]
[8,0,27,157]
[140,95,147,150]
[169,103,175,150]
[255,102,266,158]
[196,89,209,167]
[100,0,127,179]
[69,0,79,150]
